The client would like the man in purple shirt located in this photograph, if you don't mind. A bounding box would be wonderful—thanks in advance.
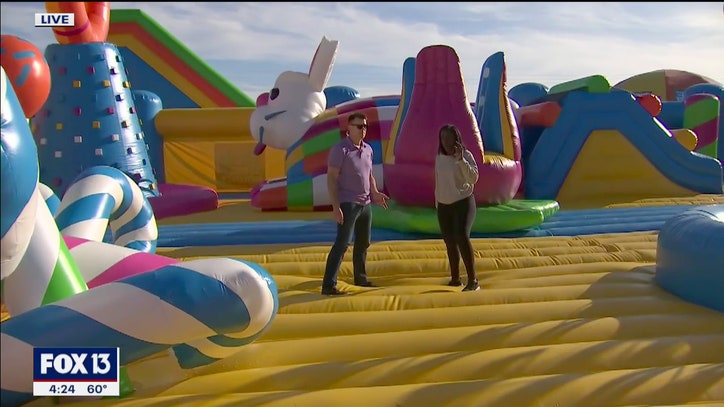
[322,112,389,296]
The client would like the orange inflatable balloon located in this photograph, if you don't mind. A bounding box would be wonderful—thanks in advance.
[0,35,51,118]
[634,92,663,117]
[45,2,111,45]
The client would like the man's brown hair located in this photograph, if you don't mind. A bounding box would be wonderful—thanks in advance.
[348,112,367,124]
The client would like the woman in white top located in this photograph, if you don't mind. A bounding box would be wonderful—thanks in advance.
[434,124,480,291]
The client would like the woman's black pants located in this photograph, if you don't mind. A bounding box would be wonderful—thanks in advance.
[436,195,477,281]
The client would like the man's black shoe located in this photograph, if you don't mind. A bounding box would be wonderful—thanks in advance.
[356,281,377,288]
[321,287,348,296]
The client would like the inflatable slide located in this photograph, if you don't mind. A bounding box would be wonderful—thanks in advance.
[525,86,723,208]
[108,9,255,108]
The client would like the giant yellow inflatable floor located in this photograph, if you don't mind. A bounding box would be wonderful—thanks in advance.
[27,230,724,407]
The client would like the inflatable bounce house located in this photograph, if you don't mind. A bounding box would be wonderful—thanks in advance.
[1,5,224,220]
[248,39,560,234]
[2,3,723,407]
[518,75,723,209]
[248,37,722,235]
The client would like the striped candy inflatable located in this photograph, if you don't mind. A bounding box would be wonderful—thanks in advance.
[55,165,158,253]
[2,64,281,406]
[64,236,178,288]
[1,257,278,406]
[38,183,61,216]
[1,66,87,315]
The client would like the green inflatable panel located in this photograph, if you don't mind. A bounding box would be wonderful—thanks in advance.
[548,75,611,95]
[372,199,560,235]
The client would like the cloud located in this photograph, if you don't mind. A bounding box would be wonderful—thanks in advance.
[2,2,722,101]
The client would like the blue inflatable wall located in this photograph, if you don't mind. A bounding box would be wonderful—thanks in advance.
[32,43,159,198]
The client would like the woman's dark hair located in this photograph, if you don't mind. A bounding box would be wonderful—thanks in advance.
[438,124,463,155]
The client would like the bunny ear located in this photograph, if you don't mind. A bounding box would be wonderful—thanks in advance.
[308,36,338,92]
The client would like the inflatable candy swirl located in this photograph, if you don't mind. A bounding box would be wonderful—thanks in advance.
[1,66,37,278]
[62,238,280,369]
[2,43,279,407]
[37,183,60,216]
[65,236,178,289]
[168,258,280,369]
[55,166,158,253]
[1,66,87,315]
[1,257,278,407]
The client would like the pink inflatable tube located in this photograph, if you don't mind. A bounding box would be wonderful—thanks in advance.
[148,183,219,220]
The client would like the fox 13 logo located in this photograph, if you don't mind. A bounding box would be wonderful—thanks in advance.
[33,347,120,397]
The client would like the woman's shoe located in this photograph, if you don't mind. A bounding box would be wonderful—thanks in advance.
[462,280,480,291]
[447,279,462,287]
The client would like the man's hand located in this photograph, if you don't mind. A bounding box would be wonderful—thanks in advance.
[333,205,344,224]
[372,191,390,209]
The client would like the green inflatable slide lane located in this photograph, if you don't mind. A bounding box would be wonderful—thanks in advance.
[372,200,560,235]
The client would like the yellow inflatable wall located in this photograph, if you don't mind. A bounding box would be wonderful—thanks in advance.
[155,108,285,192]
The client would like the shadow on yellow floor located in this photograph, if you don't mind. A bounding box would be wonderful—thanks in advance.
[27,230,724,407]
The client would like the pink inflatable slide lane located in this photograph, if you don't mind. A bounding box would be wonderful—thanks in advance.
[148,183,219,220]
[250,177,289,211]
[383,45,522,208]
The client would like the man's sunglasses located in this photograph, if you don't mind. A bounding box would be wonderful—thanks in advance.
[351,123,368,130]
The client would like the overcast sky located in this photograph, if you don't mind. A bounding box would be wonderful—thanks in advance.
[2,2,722,101]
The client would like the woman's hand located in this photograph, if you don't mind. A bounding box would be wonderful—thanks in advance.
[454,144,463,161]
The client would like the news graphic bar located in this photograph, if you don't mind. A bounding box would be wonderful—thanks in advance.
[33,382,120,397]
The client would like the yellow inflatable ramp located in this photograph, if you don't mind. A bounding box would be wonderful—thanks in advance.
[32,232,724,407]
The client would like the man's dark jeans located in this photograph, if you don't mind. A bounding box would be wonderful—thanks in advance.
[322,202,371,289]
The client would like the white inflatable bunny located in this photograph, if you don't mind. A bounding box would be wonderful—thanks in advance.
[247,37,399,211]
[250,36,339,155]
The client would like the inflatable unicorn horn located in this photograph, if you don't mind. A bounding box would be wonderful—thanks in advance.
[250,36,339,154]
